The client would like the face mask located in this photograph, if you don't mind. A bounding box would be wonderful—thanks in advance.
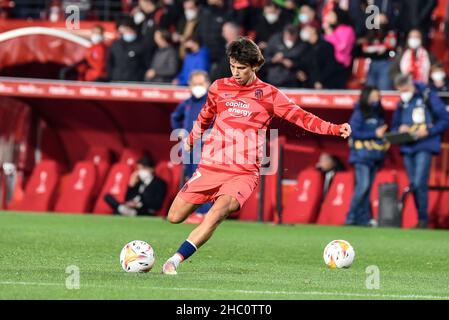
[191,85,207,98]
[185,9,198,21]
[298,13,310,24]
[431,71,446,82]
[265,12,279,24]
[400,91,414,103]
[133,11,146,25]
[122,33,137,43]
[90,34,103,44]
[138,169,152,181]
[300,30,311,42]
[284,39,294,49]
[408,38,421,50]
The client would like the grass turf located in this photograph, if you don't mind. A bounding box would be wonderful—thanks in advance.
[1,211,449,300]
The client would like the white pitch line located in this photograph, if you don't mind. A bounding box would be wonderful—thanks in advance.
[0,281,448,300]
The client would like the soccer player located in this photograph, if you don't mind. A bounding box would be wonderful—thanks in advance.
[162,37,351,275]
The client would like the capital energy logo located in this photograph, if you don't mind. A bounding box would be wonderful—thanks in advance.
[226,100,252,117]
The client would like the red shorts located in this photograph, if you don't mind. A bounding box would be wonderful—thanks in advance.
[178,166,260,209]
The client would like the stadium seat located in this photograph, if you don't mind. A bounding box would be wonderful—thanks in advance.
[346,57,371,90]
[92,163,132,214]
[316,171,354,226]
[370,169,398,220]
[84,147,112,197]
[238,174,276,222]
[15,160,60,212]
[154,161,183,217]
[396,171,418,229]
[54,161,97,214]
[119,148,144,169]
[281,168,323,224]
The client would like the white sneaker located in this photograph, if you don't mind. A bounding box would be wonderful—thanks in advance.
[118,205,137,216]
[162,260,178,275]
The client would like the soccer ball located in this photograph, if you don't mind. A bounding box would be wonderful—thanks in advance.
[120,240,155,273]
[323,240,355,269]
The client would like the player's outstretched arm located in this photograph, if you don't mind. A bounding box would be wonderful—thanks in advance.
[272,87,351,139]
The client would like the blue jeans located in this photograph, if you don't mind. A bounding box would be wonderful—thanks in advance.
[366,60,393,91]
[403,151,432,223]
[346,163,379,225]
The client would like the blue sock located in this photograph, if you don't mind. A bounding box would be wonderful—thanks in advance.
[176,240,197,261]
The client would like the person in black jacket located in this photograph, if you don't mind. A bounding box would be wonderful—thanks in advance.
[104,155,167,216]
[254,1,289,52]
[295,24,340,89]
[394,0,437,43]
[106,16,150,82]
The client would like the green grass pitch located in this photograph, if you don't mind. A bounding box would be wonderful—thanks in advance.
[1,211,449,300]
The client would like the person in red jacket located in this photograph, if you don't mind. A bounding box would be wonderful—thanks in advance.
[77,25,108,82]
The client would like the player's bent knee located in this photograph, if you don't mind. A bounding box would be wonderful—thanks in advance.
[167,210,184,224]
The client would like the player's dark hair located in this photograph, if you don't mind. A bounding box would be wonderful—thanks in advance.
[226,37,265,70]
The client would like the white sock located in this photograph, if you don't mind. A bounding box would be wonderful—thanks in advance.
[169,253,183,268]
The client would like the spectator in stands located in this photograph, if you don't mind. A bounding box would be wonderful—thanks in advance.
[104,155,167,216]
[11,0,46,19]
[395,0,437,43]
[394,29,435,84]
[297,3,320,31]
[254,1,288,51]
[429,62,449,92]
[196,0,230,66]
[323,8,356,87]
[173,0,201,60]
[173,35,209,86]
[296,23,340,89]
[391,74,449,228]
[145,29,178,83]
[359,13,397,90]
[76,25,108,82]
[316,152,345,201]
[264,24,305,87]
[210,22,241,82]
[171,70,213,217]
[158,0,183,31]
[273,0,297,23]
[131,0,160,62]
[107,16,149,82]
[346,86,388,226]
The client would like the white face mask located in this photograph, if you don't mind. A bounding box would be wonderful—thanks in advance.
[265,12,279,24]
[408,37,422,50]
[284,39,294,49]
[90,34,103,44]
[122,33,137,43]
[300,30,311,42]
[400,91,414,103]
[298,13,310,24]
[138,169,153,181]
[431,71,446,82]
[133,11,146,25]
[191,85,207,98]
[185,9,198,21]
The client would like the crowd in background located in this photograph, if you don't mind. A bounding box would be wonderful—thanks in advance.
[2,0,449,90]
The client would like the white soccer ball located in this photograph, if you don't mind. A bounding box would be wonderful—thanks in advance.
[323,240,355,269]
[120,240,155,273]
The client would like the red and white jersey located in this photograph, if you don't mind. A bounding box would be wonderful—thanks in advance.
[188,77,341,174]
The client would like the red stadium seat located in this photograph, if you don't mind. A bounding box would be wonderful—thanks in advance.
[154,161,183,217]
[119,148,144,169]
[92,163,132,214]
[84,147,112,198]
[85,146,112,164]
[346,58,371,89]
[54,161,97,214]
[396,171,418,229]
[238,174,276,222]
[281,168,323,224]
[15,160,60,212]
[316,171,354,225]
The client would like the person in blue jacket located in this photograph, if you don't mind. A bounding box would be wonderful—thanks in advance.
[346,86,389,226]
[173,36,210,86]
[392,74,449,228]
[171,70,212,216]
